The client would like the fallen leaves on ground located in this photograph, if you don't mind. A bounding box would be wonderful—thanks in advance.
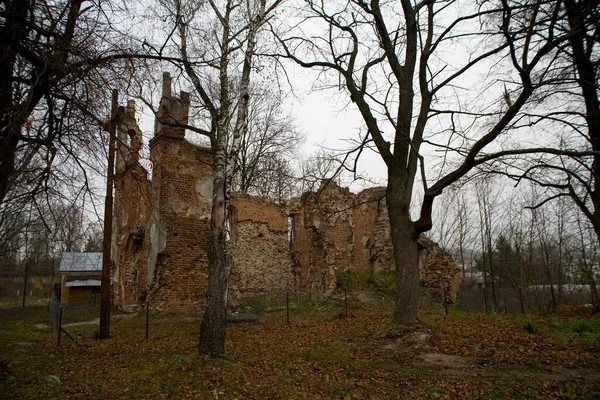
[425,310,600,368]
[1,297,599,399]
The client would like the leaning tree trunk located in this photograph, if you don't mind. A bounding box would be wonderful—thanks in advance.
[387,184,420,325]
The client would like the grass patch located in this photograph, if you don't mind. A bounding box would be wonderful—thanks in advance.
[546,313,600,350]
[336,269,362,290]
[515,315,540,334]
[511,312,600,348]
[367,272,396,290]
[333,270,397,292]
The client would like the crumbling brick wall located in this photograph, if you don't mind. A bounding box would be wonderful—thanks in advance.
[143,139,212,312]
[143,74,213,312]
[418,236,462,302]
[288,181,461,300]
[113,73,462,312]
[114,100,150,308]
[228,194,296,305]
[289,182,355,300]
[353,187,394,275]
[114,73,213,312]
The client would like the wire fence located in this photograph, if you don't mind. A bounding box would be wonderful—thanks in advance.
[49,296,64,345]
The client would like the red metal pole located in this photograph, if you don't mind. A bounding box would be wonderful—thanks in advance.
[99,89,118,340]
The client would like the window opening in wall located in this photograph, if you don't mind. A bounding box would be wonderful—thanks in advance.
[225,210,232,242]
[128,129,135,148]
[288,215,295,249]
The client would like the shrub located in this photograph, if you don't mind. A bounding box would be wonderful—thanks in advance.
[523,320,539,334]
[336,270,362,290]
[366,273,396,290]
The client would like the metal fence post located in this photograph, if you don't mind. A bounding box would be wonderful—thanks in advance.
[286,293,290,324]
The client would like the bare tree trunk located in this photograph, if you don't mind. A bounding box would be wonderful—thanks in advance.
[0,0,30,204]
[387,184,419,325]
[199,102,231,357]
[199,125,231,356]
[178,0,280,357]
[543,245,557,309]
[199,226,230,356]
[487,236,498,309]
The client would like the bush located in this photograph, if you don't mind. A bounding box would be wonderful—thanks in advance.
[290,296,315,315]
[523,321,539,334]
[336,270,362,290]
[367,273,396,290]
[515,315,539,334]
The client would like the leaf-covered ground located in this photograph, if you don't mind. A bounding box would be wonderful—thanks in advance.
[1,292,599,399]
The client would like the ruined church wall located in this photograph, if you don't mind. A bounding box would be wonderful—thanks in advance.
[228,195,296,305]
[113,102,151,308]
[114,171,150,307]
[352,187,394,275]
[112,75,461,312]
[113,74,215,312]
[285,182,460,300]
[145,137,213,312]
[418,236,463,301]
[291,183,355,299]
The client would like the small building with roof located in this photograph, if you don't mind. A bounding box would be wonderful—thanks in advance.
[58,252,104,305]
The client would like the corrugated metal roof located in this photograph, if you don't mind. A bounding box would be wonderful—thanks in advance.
[59,252,103,272]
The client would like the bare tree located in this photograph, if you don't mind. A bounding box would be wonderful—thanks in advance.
[297,150,344,193]
[272,0,571,324]
[430,185,478,280]
[153,0,282,356]
[454,190,478,281]
[483,0,600,240]
[475,178,504,310]
[250,155,298,204]
[84,222,104,252]
[573,214,600,309]
[234,88,302,198]
[0,0,143,210]
[55,203,85,253]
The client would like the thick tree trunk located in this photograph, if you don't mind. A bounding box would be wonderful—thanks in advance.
[198,226,230,357]
[199,119,230,357]
[199,150,230,356]
[386,183,419,325]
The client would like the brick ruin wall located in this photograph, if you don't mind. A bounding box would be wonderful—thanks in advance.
[228,195,297,305]
[289,183,356,299]
[113,100,150,308]
[113,73,461,312]
[114,74,213,312]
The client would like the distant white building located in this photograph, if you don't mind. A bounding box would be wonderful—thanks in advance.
[460,260,485,287]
